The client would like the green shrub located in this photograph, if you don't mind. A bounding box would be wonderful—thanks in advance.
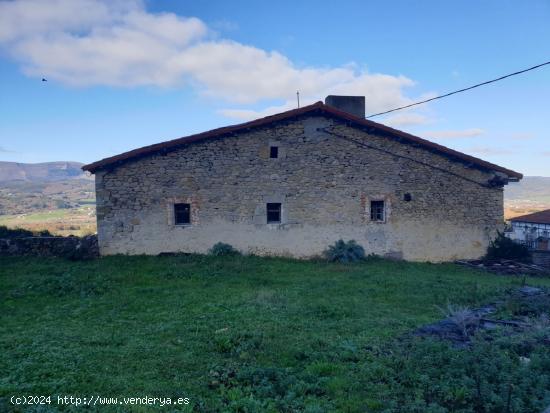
[0,225,53,239]
[212,331,264,358]
[0,225,53,238]
[209,242,241,256]
[0,225,33,238]
[206,330,550,412]
[208,364,332,412]
[486,231,531,262]
[323,239,365,263]
[360,334,550,412]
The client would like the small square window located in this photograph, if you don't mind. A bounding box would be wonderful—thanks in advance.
[267,203,281,223]
[269,146,279,158]
[174,203,191,225]
[370,200,385,222]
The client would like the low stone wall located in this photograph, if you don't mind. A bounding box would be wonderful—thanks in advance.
[533,251,550,269]
[0,235,98,259]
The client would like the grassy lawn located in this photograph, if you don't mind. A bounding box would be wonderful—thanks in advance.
[1,255,549,412]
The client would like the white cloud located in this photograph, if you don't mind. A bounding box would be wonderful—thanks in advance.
[3,0,207,87]
[507,132,535,140]
[421,128,485,139]
[219,103,299,121]
[382,113,431,128]
[0,0,426,119]
[0,0,142,42]
[467,146,512,156]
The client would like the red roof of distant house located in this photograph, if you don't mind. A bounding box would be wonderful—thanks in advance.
[82,101,523,180]
[510,209,550,225]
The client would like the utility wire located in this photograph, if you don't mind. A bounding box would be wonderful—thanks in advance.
[366,60,550,118]
[319,127,493,188]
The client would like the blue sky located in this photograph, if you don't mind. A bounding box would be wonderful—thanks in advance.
[0,0,549,176]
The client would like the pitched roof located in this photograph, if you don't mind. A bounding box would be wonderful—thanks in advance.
[511,209,550,224]
[82,101,522,180]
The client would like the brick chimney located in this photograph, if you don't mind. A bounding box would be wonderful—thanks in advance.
[324,95,365,118]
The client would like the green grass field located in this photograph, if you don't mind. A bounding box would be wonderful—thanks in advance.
[0,208,96,236]
[1,256,549,412]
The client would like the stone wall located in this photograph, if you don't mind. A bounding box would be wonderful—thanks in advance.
[0,235,98,259]
[94,114,505,261]
[533,251,550,268]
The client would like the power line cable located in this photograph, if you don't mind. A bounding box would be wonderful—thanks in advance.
[318,127,494,188]
[366,60,550,118]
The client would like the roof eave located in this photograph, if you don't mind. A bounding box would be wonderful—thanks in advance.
[82,102,523,180]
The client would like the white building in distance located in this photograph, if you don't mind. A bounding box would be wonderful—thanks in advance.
[507,209,550,251]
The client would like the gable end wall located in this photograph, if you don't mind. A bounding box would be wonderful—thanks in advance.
[94,115,504,261]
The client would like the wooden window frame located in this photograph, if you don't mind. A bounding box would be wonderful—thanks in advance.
[174,203,191,225]
[266,202,282,224]
[370,200,385,222]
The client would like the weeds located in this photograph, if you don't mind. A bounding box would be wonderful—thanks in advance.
[486,231,531,263]
[323,239,365,263]
[2,255,550,411]
[209,242,241,256]
[437,303,478,338]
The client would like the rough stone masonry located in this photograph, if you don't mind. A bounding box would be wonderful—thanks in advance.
[84,98,522,261]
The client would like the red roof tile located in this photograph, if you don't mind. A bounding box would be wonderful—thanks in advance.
[510,209,550,224]
[82,101,523,180]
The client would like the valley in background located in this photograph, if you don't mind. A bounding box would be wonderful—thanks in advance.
[503,176,550,218]
[0,162,95,236]
[0,161,548,236]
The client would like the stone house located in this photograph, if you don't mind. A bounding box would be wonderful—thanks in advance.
[82,96,522,261]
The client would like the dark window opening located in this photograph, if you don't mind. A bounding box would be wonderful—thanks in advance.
[370,200,385,222]
[174,203,191,225]
[404,193,412,202]
[267,203,281,223]
[270,146,279,158]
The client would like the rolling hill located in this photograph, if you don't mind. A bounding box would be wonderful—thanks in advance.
[0,161,95,235]
[0,161,548,233]
[505,176,550,204]
[0,161,91,182]
[504,176,550,218]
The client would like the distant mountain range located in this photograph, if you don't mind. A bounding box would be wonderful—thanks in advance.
[0,161,95,235]
[0,161,548,224]
[504,176,550,218]
[0,161,547,203]
[0,161,91,182]
[504,176,550,204]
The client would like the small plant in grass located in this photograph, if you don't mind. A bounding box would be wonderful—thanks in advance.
[437,303,477,338]
[485,231,531,263]
[209,242,241,256]
[212,331,264,358]
[323,239,365,263]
